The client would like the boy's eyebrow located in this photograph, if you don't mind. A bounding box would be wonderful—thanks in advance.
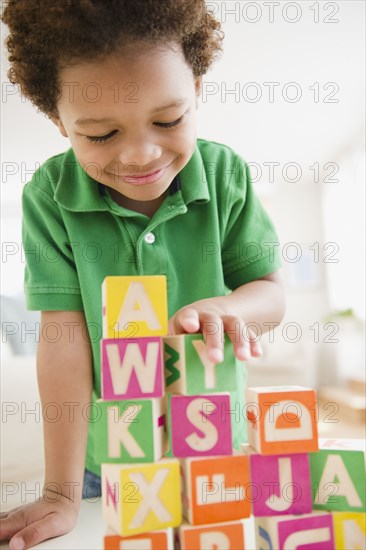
[75,99,187,126]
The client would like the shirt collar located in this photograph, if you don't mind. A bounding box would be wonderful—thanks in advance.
[54,143,209,212]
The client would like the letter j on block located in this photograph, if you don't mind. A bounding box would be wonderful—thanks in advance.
[246,386,319,455]
[102,276,168,338]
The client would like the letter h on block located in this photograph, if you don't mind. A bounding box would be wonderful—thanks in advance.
[180,455,251,525]
[102,275,168,339]
[102,460,181,537]
[246,386,319,455]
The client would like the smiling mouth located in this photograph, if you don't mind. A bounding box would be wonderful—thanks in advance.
[109,163,172,185]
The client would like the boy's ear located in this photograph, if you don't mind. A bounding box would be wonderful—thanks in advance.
[49,114,69,138]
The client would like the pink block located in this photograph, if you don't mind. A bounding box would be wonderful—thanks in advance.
[170,394,232,457]
[101,337,163,399]
[250,453,312,516]
[279,514,334,549]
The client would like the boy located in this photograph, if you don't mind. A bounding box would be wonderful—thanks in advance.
[1,1,285,548]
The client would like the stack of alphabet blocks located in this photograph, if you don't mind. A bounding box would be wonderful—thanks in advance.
[97,275,365,549]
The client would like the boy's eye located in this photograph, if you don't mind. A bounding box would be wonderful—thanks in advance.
[86,131,117,143]
[154,115,184,129]
[85,115,185,143]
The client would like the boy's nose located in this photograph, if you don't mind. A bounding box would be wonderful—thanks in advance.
[116,140,162,169]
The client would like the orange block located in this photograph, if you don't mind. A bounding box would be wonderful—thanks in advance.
[104,528,173,549]
[246,386,319,455]
[181,454,251,525]
[177,520,245,549]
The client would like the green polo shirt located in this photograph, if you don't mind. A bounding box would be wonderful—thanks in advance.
[22,138,281,475]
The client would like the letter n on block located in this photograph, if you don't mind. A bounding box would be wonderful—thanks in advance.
[102,276,168,339]
[246,386,319,454]
[168,394,232,457]
[95,399,166,464]
[104,527,173,550]
[255,512,334,550]
[163,334,236,395]
[101,337,164,399]
[241,444,312,516]
[309,440,365,512]
[102,460,181,537]
[332,512,366,549]
[181,455,251,525]
[176,520,246,550]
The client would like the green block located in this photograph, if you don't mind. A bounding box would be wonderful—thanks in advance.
[310,449,366,512]
[164,334,237,394]
[94,398,164,464]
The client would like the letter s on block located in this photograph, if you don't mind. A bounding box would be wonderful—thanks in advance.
[185,398,218,452]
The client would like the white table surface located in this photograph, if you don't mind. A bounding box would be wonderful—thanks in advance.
[0,500,256,550]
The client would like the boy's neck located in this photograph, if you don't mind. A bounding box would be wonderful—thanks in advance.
[109,188,167,217]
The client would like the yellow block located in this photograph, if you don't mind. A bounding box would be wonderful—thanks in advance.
[333,512,366,549]
[120,460,181,536]
[102,276,168,338]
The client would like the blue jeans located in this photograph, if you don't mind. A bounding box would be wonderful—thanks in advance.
[82,469,102,499]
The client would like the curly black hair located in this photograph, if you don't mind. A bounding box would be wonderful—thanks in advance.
[1,0,224,117]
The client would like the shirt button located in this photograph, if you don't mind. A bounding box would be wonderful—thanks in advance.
[144,232,155,244]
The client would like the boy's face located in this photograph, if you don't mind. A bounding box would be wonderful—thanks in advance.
[52,44,201,215]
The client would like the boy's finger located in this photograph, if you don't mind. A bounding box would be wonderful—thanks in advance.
[222,316,251,361]
[173,308,200,334]
[247,328,263,357]
[10,514,72,550]
[201,315,225,363]
[0,512,28,541]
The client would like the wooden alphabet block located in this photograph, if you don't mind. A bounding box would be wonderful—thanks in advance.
[332,512,366,549]
[102,460,181,537]
[241,444,312,516]
[102,276,168,338]
[309,440,365,513]
[246,386,319,455]
[94,399,166,464]
[176,520,245,549]
[101,337,164,400]
[255,512,335,549]
[163,334,236,395]
[181,455,251,525]
[167,393,232,457]
[104,527,173,549]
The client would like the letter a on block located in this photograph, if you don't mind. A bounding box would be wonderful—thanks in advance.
[102,276,168,338]
[313,454,364,511]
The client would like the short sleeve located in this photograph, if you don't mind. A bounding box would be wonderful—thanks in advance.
[22,183,83,311]
[222,157,282,289]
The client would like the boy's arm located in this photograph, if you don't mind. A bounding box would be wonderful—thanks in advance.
[0,311,93,550]
[169,270,286,363]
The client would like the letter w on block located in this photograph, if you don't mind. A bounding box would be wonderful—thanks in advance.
[102,338,163,399]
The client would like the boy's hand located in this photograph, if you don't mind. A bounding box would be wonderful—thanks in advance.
[0,495,78,550]
[168,301,263,364]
